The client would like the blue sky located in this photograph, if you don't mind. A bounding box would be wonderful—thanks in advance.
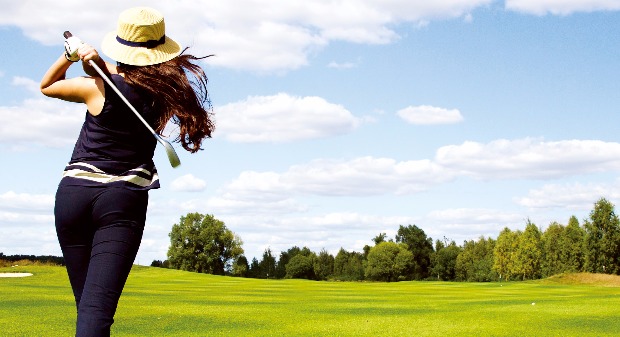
[1,1,620,264]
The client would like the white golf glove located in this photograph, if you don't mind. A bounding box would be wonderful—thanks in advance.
[64,36,83,62]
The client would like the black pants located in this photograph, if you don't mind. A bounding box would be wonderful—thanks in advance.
[55,185,148,337]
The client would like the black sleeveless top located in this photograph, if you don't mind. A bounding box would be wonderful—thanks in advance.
[60,74,160,190]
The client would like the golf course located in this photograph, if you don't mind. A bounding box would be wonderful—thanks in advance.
[1,264,619,336]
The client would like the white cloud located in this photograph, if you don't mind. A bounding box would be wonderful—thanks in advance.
[12,76,40,94]
[425,208,525,241]
[515,180,620,210]
[0,192,58,254]
[428,208,523,224]
[506,0,620,15]
[216,93,361,143]
[0,97,84,149]
[327,60,360,69]
[397,105,464,125]
[170,174,207,192]
[0,212,54,225]
[0,226,60,256]
[0,191,54,227]
[206,197,308,216]
[0,191,54,212]
[435,138,620,179]
[284,157,451,195]
[221,157,452,201]
[0,0,494,73]
[212,139,620,206]
[166,0,495,72]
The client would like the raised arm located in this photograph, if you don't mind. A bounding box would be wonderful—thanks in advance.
[40,45,105,115]
[40,53,73,96]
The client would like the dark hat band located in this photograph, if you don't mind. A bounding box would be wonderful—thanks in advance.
[116,35,166,49]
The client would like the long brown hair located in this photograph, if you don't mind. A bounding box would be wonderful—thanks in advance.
[118,49,215,153]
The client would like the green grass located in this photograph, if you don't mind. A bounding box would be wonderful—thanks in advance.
[1,265,619,336]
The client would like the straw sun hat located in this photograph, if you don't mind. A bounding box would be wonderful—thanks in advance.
[101,7,181,66]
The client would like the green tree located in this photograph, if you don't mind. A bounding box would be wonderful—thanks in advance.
[541,222,565,278]
[167,213,244,275]
[275,246,303,279]
[494,227,520,281]
[455,236,496,282]
[275,250,291,279]
[258,248,277,279]
[562,216,585,272]
[286,254,316,279]
[365,241,414,282]
[514,220,542,280]
[333,248,365,281]
[282,246,317,279]
[314,249,335,281]
[430,239,461,281]
[373,233,388,245]
[248,257,260,278]
[584,198,620,274]
[541,217,586,277]
[362,244,371,260]
[232,255,249,277]
[395,224,434,280]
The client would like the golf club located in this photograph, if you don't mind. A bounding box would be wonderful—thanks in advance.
[63,31,181,168]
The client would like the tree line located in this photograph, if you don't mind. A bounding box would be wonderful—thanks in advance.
[0,253,65,266]
[157,197,620,282]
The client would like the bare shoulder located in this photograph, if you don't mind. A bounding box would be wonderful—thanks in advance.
[40,76,100,103]
[86,77,106,116]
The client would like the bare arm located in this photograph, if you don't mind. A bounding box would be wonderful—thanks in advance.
[40,54,74,97]
[40,46,106,115]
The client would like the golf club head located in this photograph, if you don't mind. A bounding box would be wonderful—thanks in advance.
[159,137,181,168]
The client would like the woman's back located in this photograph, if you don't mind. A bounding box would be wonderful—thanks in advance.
[69,74,157,171]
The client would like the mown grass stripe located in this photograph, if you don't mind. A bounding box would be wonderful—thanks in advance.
[1,265,619,336]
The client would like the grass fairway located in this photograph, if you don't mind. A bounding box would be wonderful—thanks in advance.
[1,265,619,336]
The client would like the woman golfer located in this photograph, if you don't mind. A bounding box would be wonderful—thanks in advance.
[40,7,214,336]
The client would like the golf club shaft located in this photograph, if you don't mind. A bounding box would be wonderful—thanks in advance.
[88,60,181,167]
[87,60,159,137]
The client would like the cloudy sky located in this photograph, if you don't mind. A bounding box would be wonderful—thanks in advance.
[1,0,620,264]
